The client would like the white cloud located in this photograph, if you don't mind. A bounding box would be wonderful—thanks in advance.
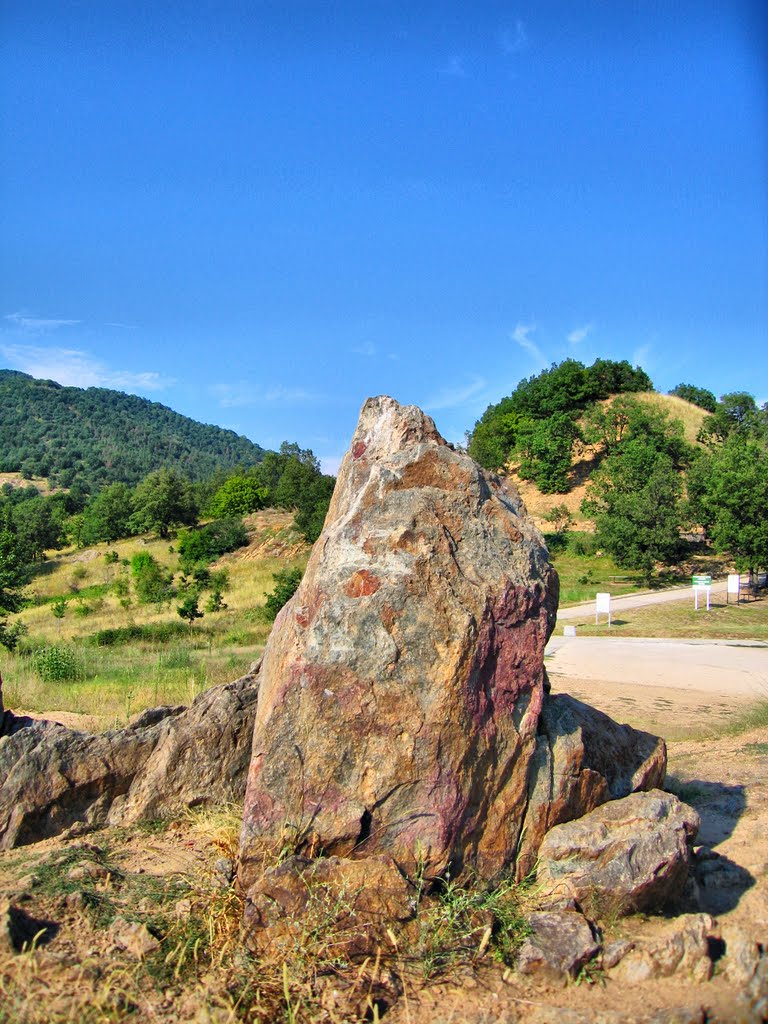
[423,375,487,412]
[511,322,547,368]
[5,311,80,332]
[212,383,325,408]
[500,20,529,55]
[0,343,174,392]
[567,322,594,344]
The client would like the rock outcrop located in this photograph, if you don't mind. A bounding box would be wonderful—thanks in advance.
[0,666,260,849]
[240,396,560,891]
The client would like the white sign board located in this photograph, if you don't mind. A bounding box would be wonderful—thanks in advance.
[727,574,741,594]
[595,592,611,626]
[693,582,711,611]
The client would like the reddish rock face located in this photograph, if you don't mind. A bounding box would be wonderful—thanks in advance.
[239,396,558,893]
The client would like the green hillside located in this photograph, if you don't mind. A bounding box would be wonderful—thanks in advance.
[0,369,264,490]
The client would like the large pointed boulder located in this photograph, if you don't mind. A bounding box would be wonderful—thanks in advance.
[239,396,559,893]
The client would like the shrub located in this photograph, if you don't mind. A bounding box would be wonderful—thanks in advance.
[131,552,175,605]
[263,566,304,621]
[34,644,81,682]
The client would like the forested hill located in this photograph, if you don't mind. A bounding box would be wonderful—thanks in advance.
[0,369,264,490]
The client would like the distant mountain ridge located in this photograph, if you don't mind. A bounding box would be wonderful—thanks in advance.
[0,369,264,490]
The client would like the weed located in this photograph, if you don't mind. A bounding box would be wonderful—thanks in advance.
[416,872,530,977]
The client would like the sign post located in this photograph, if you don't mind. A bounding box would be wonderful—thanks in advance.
[727,574,741,605]
[595,592,611,627]
[692,574,712,611]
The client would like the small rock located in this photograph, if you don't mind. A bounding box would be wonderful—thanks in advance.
[516,910,600,981]
[613,914,715,983]
[213,856,234,886]
[108,917,160,958]
[175,898,193,920]
[66,860,109,882]
[0,899,18,954]
[64,891,86,912]
[601,939,634,969]
[721,923,762,986]
[136,897,154,914]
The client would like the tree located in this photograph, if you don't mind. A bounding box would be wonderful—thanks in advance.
[698,392,759,446]
[687,437,768,575]
[129,468,198,538]
[0,515,30,649]
[670,383,717,413]
[80,482,134,544]
[582,439,683,581]
[207,475,267,518]
[517,414,582,493]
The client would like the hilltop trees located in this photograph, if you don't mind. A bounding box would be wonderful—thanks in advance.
[467,358,653,489]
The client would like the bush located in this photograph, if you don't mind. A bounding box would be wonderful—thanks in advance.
[87,622,189,647]
[177,518,249,571]
[34,645,81,682]
[263,566,304,621]
[567,532,600,557]
[131,552,175,605]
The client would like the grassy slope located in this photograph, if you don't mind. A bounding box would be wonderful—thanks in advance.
[2,510,308,727]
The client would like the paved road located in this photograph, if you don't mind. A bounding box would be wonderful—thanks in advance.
[557,579,729,621]
[545,635,768,697]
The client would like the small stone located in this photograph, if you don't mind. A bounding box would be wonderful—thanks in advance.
[601,939,634,969]
[213,856,234,886]
[175,898,192,920]
[137,897,154,914]
[108,917,161,958]
[64,891,86,912]
[721,924,761,985]
[66,860,109,883]
[516,910,600,981]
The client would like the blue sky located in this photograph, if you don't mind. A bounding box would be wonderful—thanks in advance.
[1,1,766,473]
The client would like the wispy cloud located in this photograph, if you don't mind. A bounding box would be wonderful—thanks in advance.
[212,383,326,408]
[632,343,652,369]
[500,20,529,55]
[351,341,377,357]
[439,55,467,78]
[105,322,138,330]
[567,322,594,345]
[511,322,547,368]
[5,311,80,332]
[423,375,487,412]
[0,343,174,392]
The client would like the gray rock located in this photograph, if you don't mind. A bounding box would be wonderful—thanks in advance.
[516,909,600,981]
[537,790,700,915]
[517,693,667,878]
[601,938,634,969]
[0,666,260,849]
[613,914,715,983]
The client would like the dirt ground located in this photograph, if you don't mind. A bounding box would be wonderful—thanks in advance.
[2,674,767,1022]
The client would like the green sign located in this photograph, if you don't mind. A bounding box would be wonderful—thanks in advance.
[692,575,712,586]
